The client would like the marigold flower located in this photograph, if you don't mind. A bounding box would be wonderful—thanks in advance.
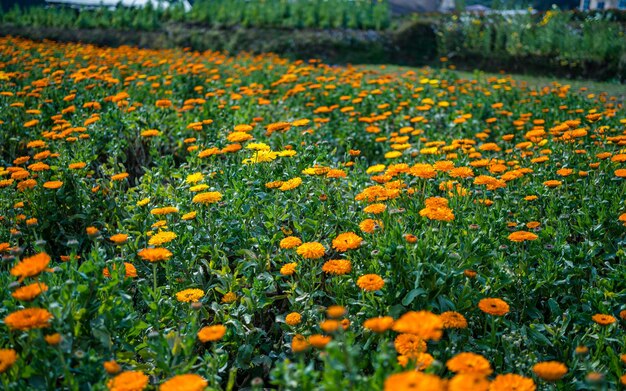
[109,234,128,244]
[532,361,567,381]
[111,173,129,182]
[4,308,53,330]
[103,360,121,374]
[197,325,227,342]
[363,316,394,333]
[291,334,309,353]
[326,305,346,319]
[43,180,63,189]
[141,129,160,137]
[221,292,237,303]
[392,311,443,340]
[489,374,535,391]
[150,207,178,215]
[363,203,386,214]
[447,352,493,375]
[192,191,222,204]
[176,289,205,303]
[296,242,325,259]
[356,274,384,291]
[592,313,616,325]
[359,219,384,233]
[394,333,427,356]
[404,234,418,243]
[320,319,341,333]
[285,312,302,326]
[478,298,510,316]
[440,311,468,329]
[508,231,538,242]
[12,282,48,301]
[45,333,62,345]
[103,263,137,278]
[148,231,177,246]
[331,232,362,252]
[384,371,446,391]
[279,177,302,191]
[308,334,332,349]
[0,349,18,373]
[543,180,562,188]
[159,374,208,391]
[69,162,87,170]
[447,373,490,391]
[10,252,51,282]
[107,370,149,391]
[280,262,297,276]
[279,236,302,249]
[138,248,172,262]
[186,172,204,184]
[322,259,352,275]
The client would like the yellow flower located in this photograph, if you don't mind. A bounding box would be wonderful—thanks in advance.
[186,172,204,184]
[148,231,177,246]
[192,191,222,204]
[175,288,205,303]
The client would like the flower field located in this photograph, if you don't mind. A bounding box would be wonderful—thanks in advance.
[0,36,625,390]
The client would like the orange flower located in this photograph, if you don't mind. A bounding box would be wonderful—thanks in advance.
[0,349,18,374]
[107,371,149,391]
[197,325,226,342]
[285,312,302,326]
[440,311,468,329]
[109,234,129,244]
[448,373,490,391]
[103,360,121,374]
[392,311,443,341]
[356,274,385,291]
[508,231,538,242]
[291,334,310,353]
[331,232,362,252]
[159,374,208,391]
[280,262,297,276]
[45,333,62,345]
[322,259,352,275]
[10,252,51,282]
[12,282,48,301]
[308,334,332,349]
[394,333,427,356]
[478,298,510,316]
[543,180,562,188]
[363,316,394,333]
[489,374,535,391]
[532,361,567,381]
[4,308,53,330]
[43,181,63,189]
[111,172,129,181]
[296,242,325,259]
[446,352,493,375]
[384,372,446,391]
[138,248,172,262]
[279,236,302,249]
[592,314,616,325]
